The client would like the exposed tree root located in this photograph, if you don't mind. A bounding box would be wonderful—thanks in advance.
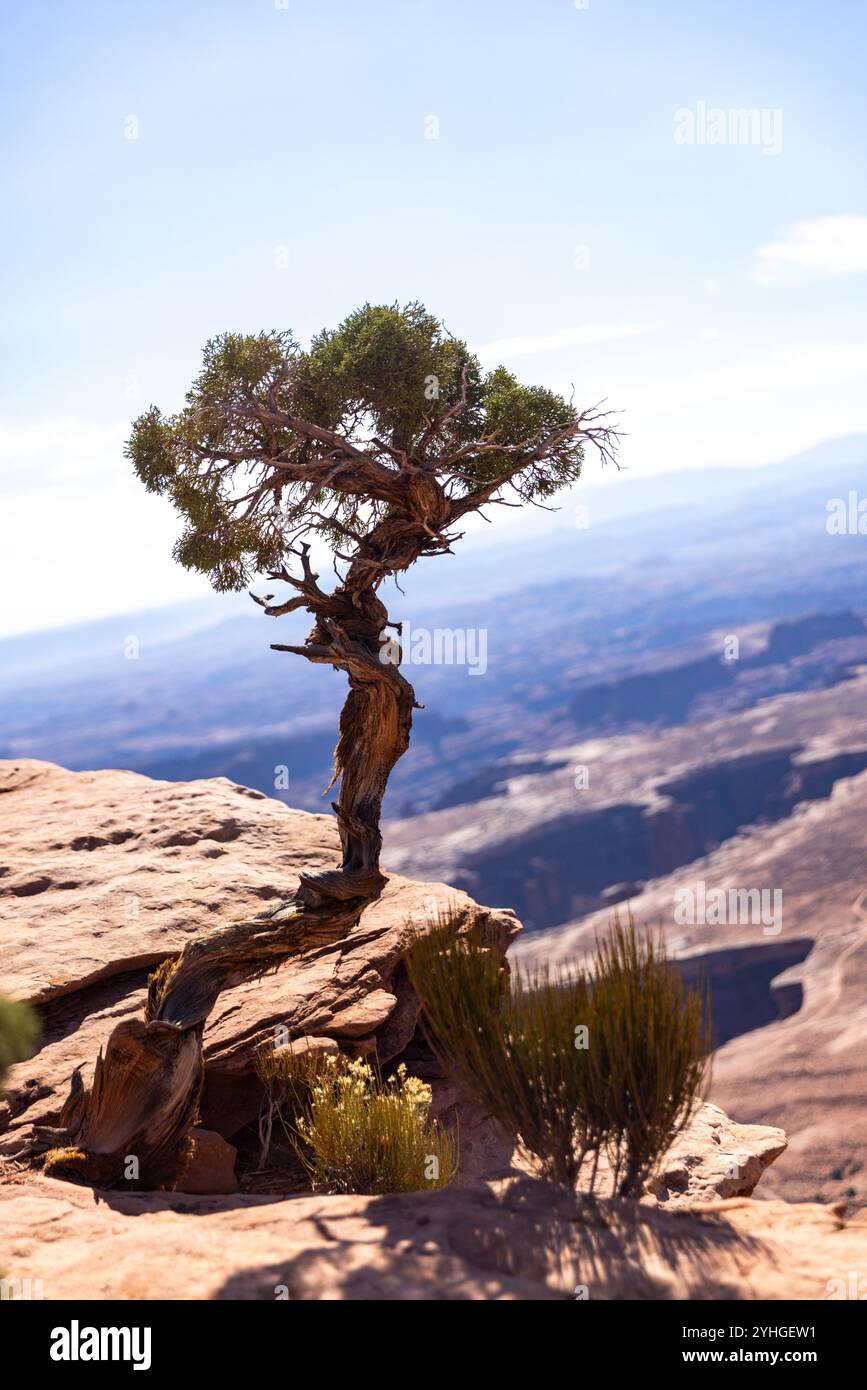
[37,892,371,1187]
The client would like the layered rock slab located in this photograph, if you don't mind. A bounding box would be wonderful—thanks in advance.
[0,760,518,1161]
[0,758,338,1002]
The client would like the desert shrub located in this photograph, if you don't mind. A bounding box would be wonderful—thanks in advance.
[258,1047,457,1195]
[406,914,711,1197]
[254,1042,337,1170]
[586,919,711,1196]
[406,926,599,1186]
[0,995,38,1089]
[256,1041,335,1127]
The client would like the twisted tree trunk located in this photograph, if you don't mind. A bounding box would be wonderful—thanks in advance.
[59,326,620,1191]
[39,568,418,1188]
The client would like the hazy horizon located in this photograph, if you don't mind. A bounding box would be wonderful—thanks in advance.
[2,427,865,643]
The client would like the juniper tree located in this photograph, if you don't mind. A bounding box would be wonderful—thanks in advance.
[42,303,619,1187]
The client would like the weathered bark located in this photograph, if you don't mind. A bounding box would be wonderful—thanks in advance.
[331,667,415,889]
[40,564,419,1188]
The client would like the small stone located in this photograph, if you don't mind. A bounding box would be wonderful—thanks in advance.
[174,1128,238,1195]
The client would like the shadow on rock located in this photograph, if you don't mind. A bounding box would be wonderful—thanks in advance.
[212,1176,769,1301]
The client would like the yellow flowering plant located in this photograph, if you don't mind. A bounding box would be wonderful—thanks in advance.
[259,1049,457,1195]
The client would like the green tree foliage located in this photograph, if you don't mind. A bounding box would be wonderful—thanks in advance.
[126,302,617,592]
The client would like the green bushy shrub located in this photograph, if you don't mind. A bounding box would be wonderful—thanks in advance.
[406,928,599,1186]
[406,914,711,1197]
[584,920,711,1195]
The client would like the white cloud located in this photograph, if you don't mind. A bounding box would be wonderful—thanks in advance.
[0,416,212,637]
[610,341,867,473]
[630,341,867,412]
[473,322,660,363]
[754,215,867,283]
[0,417,128,489]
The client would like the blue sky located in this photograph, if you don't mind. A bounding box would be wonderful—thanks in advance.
[1,0,866,635]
